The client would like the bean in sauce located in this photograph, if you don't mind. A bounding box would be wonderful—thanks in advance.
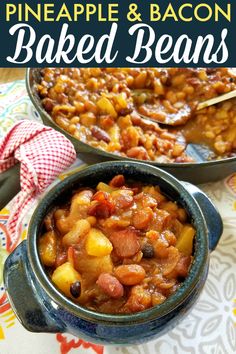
[38,68,236,161]
[39,175,195,314]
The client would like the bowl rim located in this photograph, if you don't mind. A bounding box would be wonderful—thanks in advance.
[26,67,236,169]
[27,160,209,324]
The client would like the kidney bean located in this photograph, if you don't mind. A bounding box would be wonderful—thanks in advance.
[175,255,192,278]
[114,264,146,285]
[109,228,140,258]
[132,207,153,230]
[126,147,149,160]
[96,273,124,299]
[109,175,125,187]
[42,98,54,112]
[91,126,111,143]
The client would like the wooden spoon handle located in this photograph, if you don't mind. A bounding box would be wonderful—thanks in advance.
[197,89,236,111]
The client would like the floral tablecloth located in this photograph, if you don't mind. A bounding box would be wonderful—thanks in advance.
[0,80,236,354]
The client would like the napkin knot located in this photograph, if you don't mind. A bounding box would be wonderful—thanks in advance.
[0,120,76,246]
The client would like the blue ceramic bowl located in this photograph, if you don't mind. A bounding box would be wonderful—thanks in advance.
[3,161,223,345]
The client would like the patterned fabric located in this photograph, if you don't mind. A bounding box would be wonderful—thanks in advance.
[0,120,76,242]
[0,81,236,354]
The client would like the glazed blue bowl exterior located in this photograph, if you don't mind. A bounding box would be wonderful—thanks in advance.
[3,161,223,345]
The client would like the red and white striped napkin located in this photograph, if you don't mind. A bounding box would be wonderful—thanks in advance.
[0,120,76,242]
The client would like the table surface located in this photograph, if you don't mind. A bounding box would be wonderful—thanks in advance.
[0,69,25,84]
[0,78,236,354]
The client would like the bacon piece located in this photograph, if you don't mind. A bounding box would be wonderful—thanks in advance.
[109,228,140,258]
[132,207,153,230]
[88,191,115,218]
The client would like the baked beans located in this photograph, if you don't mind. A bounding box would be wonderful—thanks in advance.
[37,68,236,162]
[39,175,195,314]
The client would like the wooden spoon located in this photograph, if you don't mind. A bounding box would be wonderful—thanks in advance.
[138,89,236,126]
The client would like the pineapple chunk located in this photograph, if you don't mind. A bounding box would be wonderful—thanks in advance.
[176,225,195,256]
[97,97,117,118]
[115,93,127,109]
[96,182,116,193]
[76,254,113,282]
[85,228,113,257]
[39,231,57,267]
[52,262,82,298]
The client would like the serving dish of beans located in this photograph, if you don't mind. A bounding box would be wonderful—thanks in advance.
[39,174,195,314]
[36,67,236,163]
